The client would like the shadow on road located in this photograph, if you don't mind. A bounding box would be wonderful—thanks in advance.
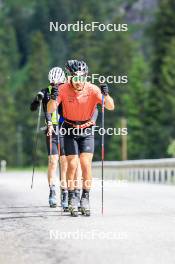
[0,206,72,220]
[0,206,59,209]
[0,214,68,220]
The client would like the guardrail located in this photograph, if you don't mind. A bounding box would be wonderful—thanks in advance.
[92,159,175,184]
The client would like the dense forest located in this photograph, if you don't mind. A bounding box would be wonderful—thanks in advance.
[1,0,175,167]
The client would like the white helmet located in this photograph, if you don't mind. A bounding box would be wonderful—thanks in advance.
[48,67,66,84]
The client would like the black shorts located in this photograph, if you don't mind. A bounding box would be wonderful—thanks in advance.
[46,126,65,156]
[62,125,94,156]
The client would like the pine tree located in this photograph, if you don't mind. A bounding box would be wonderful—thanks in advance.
[99,16,133,160]
[145,0,175,158]
[161,37,175,146]
[0,14,19,165]
[68,1,104,73]
[15,32,50,166]
[123,54,149,159]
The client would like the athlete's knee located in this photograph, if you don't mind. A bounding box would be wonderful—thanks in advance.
[81,156,92,169]
[60,155,67,170]
[75,165,82,180]
[67,156,78,171]
[80,155,92,175]
[68,160,78,171]
[48,155,58,168]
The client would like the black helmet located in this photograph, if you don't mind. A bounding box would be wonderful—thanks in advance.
[65,60,88,76]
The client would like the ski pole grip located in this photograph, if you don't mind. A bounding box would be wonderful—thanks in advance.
[37,92,44,101]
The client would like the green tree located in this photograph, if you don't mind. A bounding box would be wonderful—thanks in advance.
[123,54,149,159]
[145,0,175,158]
[0,14,19,165]
[68,1,105,72]
[167,140,175,157]
[100,17,133,160]
[15,32,50,166]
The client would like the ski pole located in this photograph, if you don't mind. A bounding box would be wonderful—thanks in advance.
[56,109,62,207]
[31,92,44,189]
[101,95,105,215]
[49,133,52,163]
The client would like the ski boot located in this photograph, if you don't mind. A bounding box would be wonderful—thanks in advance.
[75,189,81,212]
[80,190,90,216]
[61,189,68,212]
[49,185,57,208]
[68,191,79,217]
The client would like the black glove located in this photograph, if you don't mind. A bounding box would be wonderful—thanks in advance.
[30,100,39,111]
[100,83,109,96]
[30,91,44,111]
[50,85,58,100]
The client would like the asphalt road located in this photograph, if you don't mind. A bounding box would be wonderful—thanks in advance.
[0,171,175,264]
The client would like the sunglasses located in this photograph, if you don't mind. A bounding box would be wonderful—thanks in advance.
[72,75,87,83]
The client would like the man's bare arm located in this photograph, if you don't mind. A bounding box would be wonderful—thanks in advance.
[104,94,115,111]
[47,99,57,113]
[100,84,115,111]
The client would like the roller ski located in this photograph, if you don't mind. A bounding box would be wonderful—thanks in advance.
[80,190,90,216]
[68,191,79,217]
[61,189,69,212]
[49,185,57,208]
[75,189,81,212]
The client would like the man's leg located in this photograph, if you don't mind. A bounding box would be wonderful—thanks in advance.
[66,155,79,190]
[59,135,68,189]
[79,134,94,216]
[79,153,93,190]
[48,154,58,186]
[74,159,82,209]
[74,158,82,189]
[47,154,58,207]
[65,154,79,216]
[64,134,79,216]
[60,155,68,189]
[46,133,58,207]
[79,153,93,216]
[59,155,69,210]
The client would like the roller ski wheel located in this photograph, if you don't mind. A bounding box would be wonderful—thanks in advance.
[50,203,57,208]
[75,189,81,212]
[68,191,79,217]
[62,206,69,212]
[81,207,91,216]
[61,190,68,212]
[49,185,57,208]
[70,207,79,217]
[80,192,90,217]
